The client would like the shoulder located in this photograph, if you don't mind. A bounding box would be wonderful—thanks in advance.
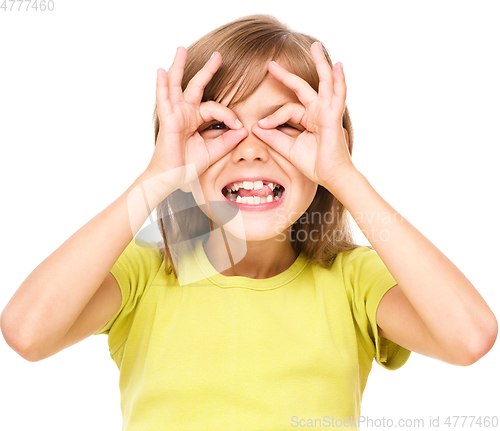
[117,239,165,269]
[306,245,375,279]
[335,246,386,277]
[110,239,168,292]
[336,245,374,265]
[324,245,376,276]
[323,245,397,301]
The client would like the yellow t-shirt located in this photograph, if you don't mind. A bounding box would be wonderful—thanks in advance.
[94,238,410,430]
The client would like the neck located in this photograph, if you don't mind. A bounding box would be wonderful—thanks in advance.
[203,227,298,279]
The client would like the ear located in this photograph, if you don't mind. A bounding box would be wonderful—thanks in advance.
[343,127,349,143]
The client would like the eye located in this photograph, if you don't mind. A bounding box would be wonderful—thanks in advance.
[203,121,228,131]
[278,123,300,130]
[276,122,304,136]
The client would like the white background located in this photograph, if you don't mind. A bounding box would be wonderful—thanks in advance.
[1,1,499,430]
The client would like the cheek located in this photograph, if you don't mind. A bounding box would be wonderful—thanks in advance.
[188,177,210,210]
[301,182,319,207]
[189,175,226,221]
[192,188,205,207]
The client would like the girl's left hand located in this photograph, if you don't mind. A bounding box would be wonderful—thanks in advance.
[253,42,357,191]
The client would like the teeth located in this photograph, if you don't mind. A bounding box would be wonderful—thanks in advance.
[225,180,283,202]
[253,180,263,190]
[228,180,280,191]
[233,194,277,205]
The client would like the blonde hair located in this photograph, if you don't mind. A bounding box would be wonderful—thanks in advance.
[152,14,368,277]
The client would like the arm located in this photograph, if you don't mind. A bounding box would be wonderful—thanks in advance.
[1,47,246,362]
[253,41,497,366]
[0,170,171,361]
[328,168,498,366]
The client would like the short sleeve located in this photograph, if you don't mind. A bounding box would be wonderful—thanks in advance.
[93,239,163,355]
[342,246,411,370]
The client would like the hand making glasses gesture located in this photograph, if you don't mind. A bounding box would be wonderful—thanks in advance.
[149,48,247,193]
[254,41,354,194]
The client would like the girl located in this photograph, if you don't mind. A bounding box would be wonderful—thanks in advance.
[1,14,497,431]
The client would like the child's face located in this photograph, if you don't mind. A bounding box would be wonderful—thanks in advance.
[187,73,318,242]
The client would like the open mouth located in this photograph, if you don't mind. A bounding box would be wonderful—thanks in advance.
[222,180,285,205]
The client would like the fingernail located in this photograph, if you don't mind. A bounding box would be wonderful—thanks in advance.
[258,117,268,125]
[210,52,216,59]
[270,61,279,68]
[235,119,243,128]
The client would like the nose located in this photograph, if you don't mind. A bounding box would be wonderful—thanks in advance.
[231,124,270,163]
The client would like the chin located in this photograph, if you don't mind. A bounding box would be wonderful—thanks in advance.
[221,219,290,243]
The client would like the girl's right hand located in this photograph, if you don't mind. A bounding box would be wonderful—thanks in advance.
[145,46,248,196]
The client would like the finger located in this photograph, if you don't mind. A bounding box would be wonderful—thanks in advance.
[311,42,334,98]
[156,68,172,116]
[251,123,294,161]
[199,101,243,130]
[206,128,248,165]
[331,62,347,108]
[257,102,305,129]
[267,61,317,107]
[167,46,188,105]
[156,68,168,101]
[183,52,222,106]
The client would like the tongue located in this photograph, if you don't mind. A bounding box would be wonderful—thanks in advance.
[238,185,274,198]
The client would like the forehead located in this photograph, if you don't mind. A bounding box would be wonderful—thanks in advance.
[220,73,299,114]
